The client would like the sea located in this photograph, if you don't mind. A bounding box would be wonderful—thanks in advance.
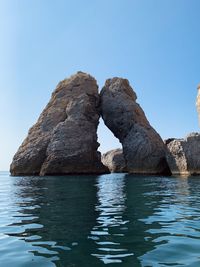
[0,171,200,267]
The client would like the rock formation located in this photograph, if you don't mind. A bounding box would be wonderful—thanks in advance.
[102,149,127,173]
[100,78,170,175]
[196,84,200,126]
[10,72,108,176]
[165,133,200,175]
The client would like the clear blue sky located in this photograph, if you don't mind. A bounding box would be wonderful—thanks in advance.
[0,0,200,171]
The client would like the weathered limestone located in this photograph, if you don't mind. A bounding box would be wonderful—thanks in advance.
[102,149,127,173]
[10,72,108,176]
[166,133,200,175]
[196,84,200,126]
[100,78,170,175]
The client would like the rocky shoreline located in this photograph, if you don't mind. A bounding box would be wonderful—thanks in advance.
[10,72,200,176]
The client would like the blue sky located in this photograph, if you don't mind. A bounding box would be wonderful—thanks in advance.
[0,0,200,170]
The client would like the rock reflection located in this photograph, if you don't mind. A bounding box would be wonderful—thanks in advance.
[89,174,134,264]
[2,173,200,266]
[1,175,101,267]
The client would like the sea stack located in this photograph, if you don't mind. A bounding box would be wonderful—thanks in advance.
[10,72,108,176]
[100,78,170,174]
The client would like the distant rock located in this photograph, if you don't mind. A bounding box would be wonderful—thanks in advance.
[100,78,170,175]
[166,133,200,175]
[10,72,108,176]
[102,149,127,173]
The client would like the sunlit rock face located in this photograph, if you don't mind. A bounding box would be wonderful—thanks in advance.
[196,84,200,126]
[10,72,108,176]
[102,149,127,173]
[166,133,200,175]
[100,78,170,175]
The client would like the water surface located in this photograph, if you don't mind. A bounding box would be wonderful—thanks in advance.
[0,171,200,266]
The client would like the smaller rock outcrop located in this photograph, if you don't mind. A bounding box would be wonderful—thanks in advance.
[166,133,200,175]
[102,149,127,173]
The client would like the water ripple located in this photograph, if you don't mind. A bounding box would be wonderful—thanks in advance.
[1,173,200,266]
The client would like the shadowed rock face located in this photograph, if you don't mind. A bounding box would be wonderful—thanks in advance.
[10,72,108,176]
[100,78,170,175]
[102,149,127,173]
[166,133,200,175]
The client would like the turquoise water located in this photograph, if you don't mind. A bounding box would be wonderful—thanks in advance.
[0,172,200,267]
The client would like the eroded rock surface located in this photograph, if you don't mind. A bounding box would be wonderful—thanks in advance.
[100,78,170,174]
[10,72,108,176]
[166,133,200,175]
[102,149,127,173]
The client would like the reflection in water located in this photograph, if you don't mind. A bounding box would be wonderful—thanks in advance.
[89,174,134,264]
[0,174,101,266]
[139,177,200,266]
[1,172,200,266]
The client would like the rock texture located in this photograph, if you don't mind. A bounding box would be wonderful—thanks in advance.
[196,84,200,126]
[10,72,108,176]
[100,78,170,175]
[165,133,200,175]
[102,149,127,173]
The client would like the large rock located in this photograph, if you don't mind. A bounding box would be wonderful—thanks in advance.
[165,133,200,175]
[100,78,170,175]
[102,149,127,173]
[10,72,108,176]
